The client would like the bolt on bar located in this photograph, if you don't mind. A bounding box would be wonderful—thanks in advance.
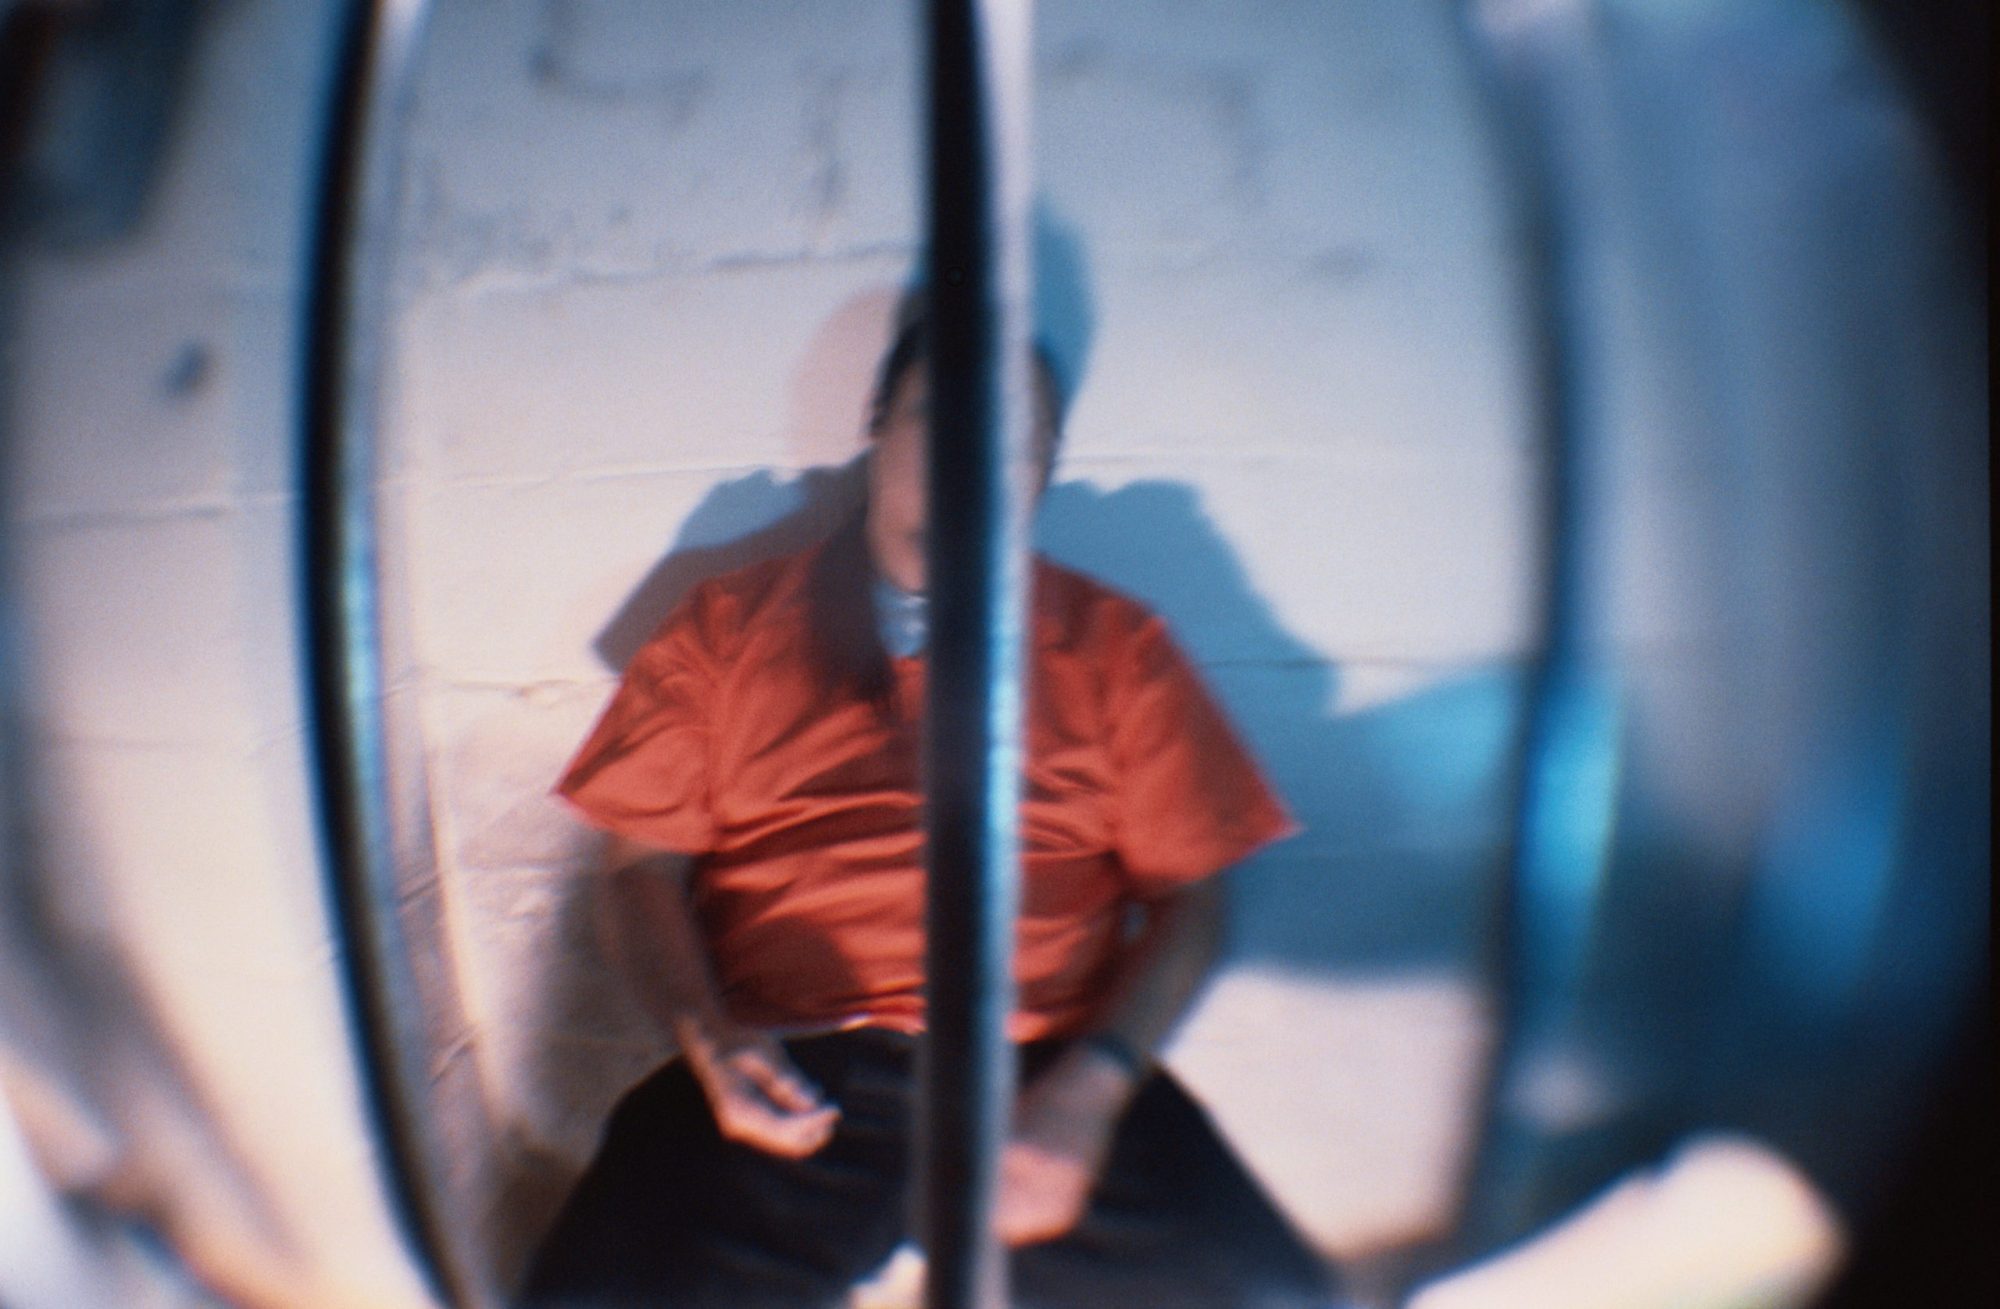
[917,2,1036,1308]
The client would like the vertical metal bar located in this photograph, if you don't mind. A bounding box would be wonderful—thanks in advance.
[1448,0,1614,1255]
[301,1,468,1304]
[918,3,1034,1307]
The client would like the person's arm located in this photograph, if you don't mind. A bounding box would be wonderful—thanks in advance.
[995,875,1227,1245]
[597,834,840,1158]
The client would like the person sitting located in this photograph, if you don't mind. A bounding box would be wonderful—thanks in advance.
[519,313,1338,1307]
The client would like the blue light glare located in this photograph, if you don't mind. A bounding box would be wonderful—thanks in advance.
[1513,668,1624,1029]
[1742,720,1905,1027]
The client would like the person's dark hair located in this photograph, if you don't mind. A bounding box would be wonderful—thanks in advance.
[865,313,1070,456]
[806,313,1068,713]
[866,314,929,435]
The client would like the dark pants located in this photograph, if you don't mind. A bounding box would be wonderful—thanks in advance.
[519,1030,1337,1308]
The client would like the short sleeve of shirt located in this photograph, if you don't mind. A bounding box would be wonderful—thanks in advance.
[555,586,724,854]
[1105,610,1299,896]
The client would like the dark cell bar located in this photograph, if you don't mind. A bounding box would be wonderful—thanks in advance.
[301,2,466,1305]
[918,2,1035,1308]
[1448,8,1603,1256]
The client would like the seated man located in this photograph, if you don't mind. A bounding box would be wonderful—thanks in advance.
[520,315,1336,1307]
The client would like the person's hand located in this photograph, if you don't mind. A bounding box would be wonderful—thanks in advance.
[676,1015,841,1158]
[995,1041,1138,1246]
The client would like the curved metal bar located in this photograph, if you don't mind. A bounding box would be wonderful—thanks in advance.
[299,2,466,1303]
[918,3,1036,1307]
[1448,0,1991,1271]
[1446,0,1613,1256]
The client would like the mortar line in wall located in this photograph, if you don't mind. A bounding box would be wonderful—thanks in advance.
[399,471,539,494]
[378,680,429,711]
[391,865,445,907]
[400,232,1522,299]
[420,660,1527,690]
[423,446,1534,490]
[419,662,1523,692]
[1195,656,1342,671]
[414,471,567,494]
[431,676,613,694]
[1198,653,1530,671]
[422,269,621,300]
[1199,654,1524,668]
[452,860,580,878]
[447,842,1517,872]
[702,239,916,272]
[563,459,817,484]
[418,240,918,301]
[426,1031,479,1083]
[23,488,296,523]
[1249,836,1514,861]
[10,498,239,531]
[29,263,300,305]
[1054,442,1538,468]
[422,462,800,491]
[36,731,312,758]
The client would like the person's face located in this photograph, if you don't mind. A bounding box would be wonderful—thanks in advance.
[865,360,1058,594]
[866,364,932,593]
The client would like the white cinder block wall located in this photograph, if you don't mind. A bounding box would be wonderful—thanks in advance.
[384,0,1538,1282]
[2,3,433,1306]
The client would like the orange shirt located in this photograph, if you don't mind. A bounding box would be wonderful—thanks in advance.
[557,540,1296,1041]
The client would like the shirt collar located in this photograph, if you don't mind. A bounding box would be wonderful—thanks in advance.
[872,574,928,658]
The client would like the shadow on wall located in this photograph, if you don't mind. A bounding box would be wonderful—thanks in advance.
[1035,481,1519,978]
[594,459,868,673]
